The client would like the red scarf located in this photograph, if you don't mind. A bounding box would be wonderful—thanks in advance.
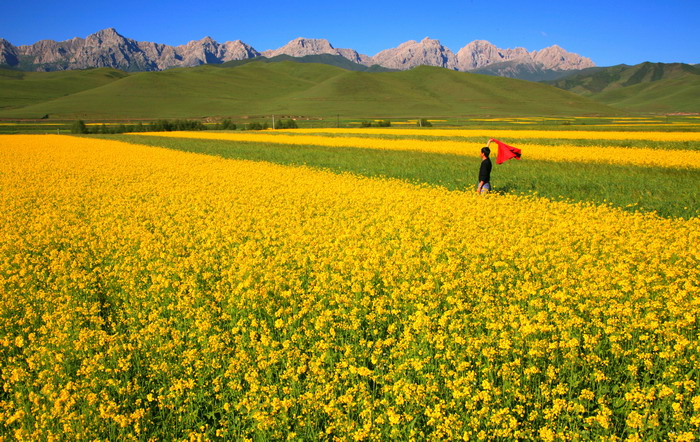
[492,139,522,165]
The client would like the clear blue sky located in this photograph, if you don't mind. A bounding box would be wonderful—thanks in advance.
[2,0,698,67]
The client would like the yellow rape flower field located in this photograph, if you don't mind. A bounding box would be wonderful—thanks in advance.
[284,128,700,142]
[140,131,700,170]
[1,134,699,440]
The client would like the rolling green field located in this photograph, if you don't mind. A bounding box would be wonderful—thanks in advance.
[593,75,700,113]
[0,62,621,119]
[0,68,128,111]
[548,62,700,113]
[92,133,699,219]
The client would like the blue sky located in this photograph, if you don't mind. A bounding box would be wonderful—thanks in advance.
[2,0,698,67]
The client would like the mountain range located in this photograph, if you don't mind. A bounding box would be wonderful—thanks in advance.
[0,28,595,78]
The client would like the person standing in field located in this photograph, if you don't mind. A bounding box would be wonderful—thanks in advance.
[477,146,492,194]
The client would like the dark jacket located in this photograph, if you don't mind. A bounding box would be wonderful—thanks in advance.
[479,158,492,183]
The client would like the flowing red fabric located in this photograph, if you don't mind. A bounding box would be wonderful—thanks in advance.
[492,139,522,165]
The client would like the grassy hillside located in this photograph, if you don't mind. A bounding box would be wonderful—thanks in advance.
[471,60,597,82]
[218,54,394,72]
[0,61,621,119]
[0,67,128,112]
[548,62,698,95]
[593,75,700,113]
[548,62,700,113]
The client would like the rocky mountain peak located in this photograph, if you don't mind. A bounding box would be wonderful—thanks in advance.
[93,27,120,37]
[372,37,457,70]
[532,45,595,70]
[260,37,371,66]
[87,28,125,44]
[0,38,19,66]
[262,38,336,57]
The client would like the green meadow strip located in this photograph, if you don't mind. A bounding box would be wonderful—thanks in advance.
[99,134,699,219]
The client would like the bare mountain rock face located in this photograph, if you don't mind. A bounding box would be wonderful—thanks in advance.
[0,28,595,79]
[0,39,19,66]
[17,37,85,70]
[262,38,372,65]
[1,28,260,71]
[369,38,593,75]
[219,40,260,62]
[70,28,157,71]
[452,40,594,78]
[371,38,457,70]
[531,45,595,70]
[174,36,259,66]
[455,40,529,71]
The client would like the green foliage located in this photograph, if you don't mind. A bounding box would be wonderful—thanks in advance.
[71,120,88,134]
[359,120,392,128]
[246,122,264,131]
[418,119,432,127]
[276,119,298,129]
[70,119,206,135]
[219,119,236,130]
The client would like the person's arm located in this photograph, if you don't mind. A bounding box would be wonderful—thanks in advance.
[477,180,484,193]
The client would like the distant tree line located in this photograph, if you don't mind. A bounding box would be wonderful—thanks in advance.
[71,119,207,134]
[275,119,298,129]
[360,120,392,127]
[358,119,432,127]
[71,118,300,134]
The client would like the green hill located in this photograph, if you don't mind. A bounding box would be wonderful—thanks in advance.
[593,75,700,113]
[218,54,395,72]
[548,62,698,95]
[0,67,128,112]
[547,62,700,113]
[0,61,621,119]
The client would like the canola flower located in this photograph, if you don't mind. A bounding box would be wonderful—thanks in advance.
[139,131,700,169]
[1,134,699,440]
[282,128,700,142]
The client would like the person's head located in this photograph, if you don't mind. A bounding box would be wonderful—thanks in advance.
[481,147,490,158]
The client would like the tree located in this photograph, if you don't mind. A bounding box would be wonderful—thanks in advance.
[278,119,298,129]
[220,119,236,130]
[71,120,88,134]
